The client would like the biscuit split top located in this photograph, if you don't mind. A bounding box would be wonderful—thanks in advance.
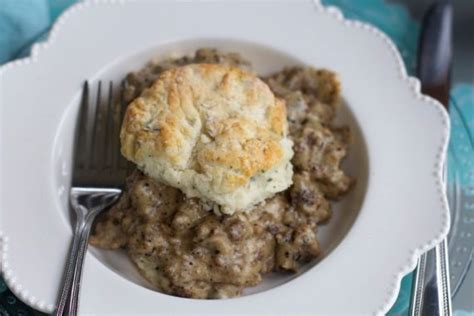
[121,64,293,214]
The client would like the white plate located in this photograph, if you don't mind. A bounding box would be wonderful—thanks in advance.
[0,0,450,315]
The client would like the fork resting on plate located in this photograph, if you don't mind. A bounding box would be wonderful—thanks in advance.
[55,81,128,316]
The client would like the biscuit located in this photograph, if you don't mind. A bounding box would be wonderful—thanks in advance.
[121,64,293,214]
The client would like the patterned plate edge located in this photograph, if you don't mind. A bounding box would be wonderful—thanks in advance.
[0,0,451,314]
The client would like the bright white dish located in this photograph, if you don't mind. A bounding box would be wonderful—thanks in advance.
[0,0,450,315]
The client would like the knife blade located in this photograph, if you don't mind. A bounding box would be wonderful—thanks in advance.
[410,1,453,316]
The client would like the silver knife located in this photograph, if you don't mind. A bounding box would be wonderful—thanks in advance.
[410,1,453,315]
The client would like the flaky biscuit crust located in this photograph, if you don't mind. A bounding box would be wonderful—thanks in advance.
[121,64,293,213]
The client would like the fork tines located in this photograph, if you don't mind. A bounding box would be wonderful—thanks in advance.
[72,81,129,188]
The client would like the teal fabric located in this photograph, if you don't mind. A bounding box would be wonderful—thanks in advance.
[448,84,474,186]
[0,0,50,62]
[455,311,474,316]
[0,0,472,315]
[0,0,77,63]
[324,0,420,74]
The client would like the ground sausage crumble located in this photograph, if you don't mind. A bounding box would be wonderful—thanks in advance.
[90,48,352,299]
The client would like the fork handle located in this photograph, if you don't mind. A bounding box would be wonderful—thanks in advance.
[66,215,96,316]
[55,207,93,316]
[55,219,85,316]
[56,189,120,316]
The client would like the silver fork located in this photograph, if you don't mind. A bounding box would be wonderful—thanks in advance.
[55,81,128,316]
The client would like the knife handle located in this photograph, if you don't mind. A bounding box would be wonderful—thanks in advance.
[410,1,453,315]
[417,0,453,107]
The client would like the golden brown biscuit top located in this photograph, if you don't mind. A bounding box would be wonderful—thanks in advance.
[121,64,293,212]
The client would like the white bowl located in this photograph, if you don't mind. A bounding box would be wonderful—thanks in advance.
[0,1,450,315]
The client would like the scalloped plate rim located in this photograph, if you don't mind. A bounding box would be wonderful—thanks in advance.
[0,0,450,315]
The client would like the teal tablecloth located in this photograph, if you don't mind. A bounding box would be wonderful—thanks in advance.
[0,0,472,315]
